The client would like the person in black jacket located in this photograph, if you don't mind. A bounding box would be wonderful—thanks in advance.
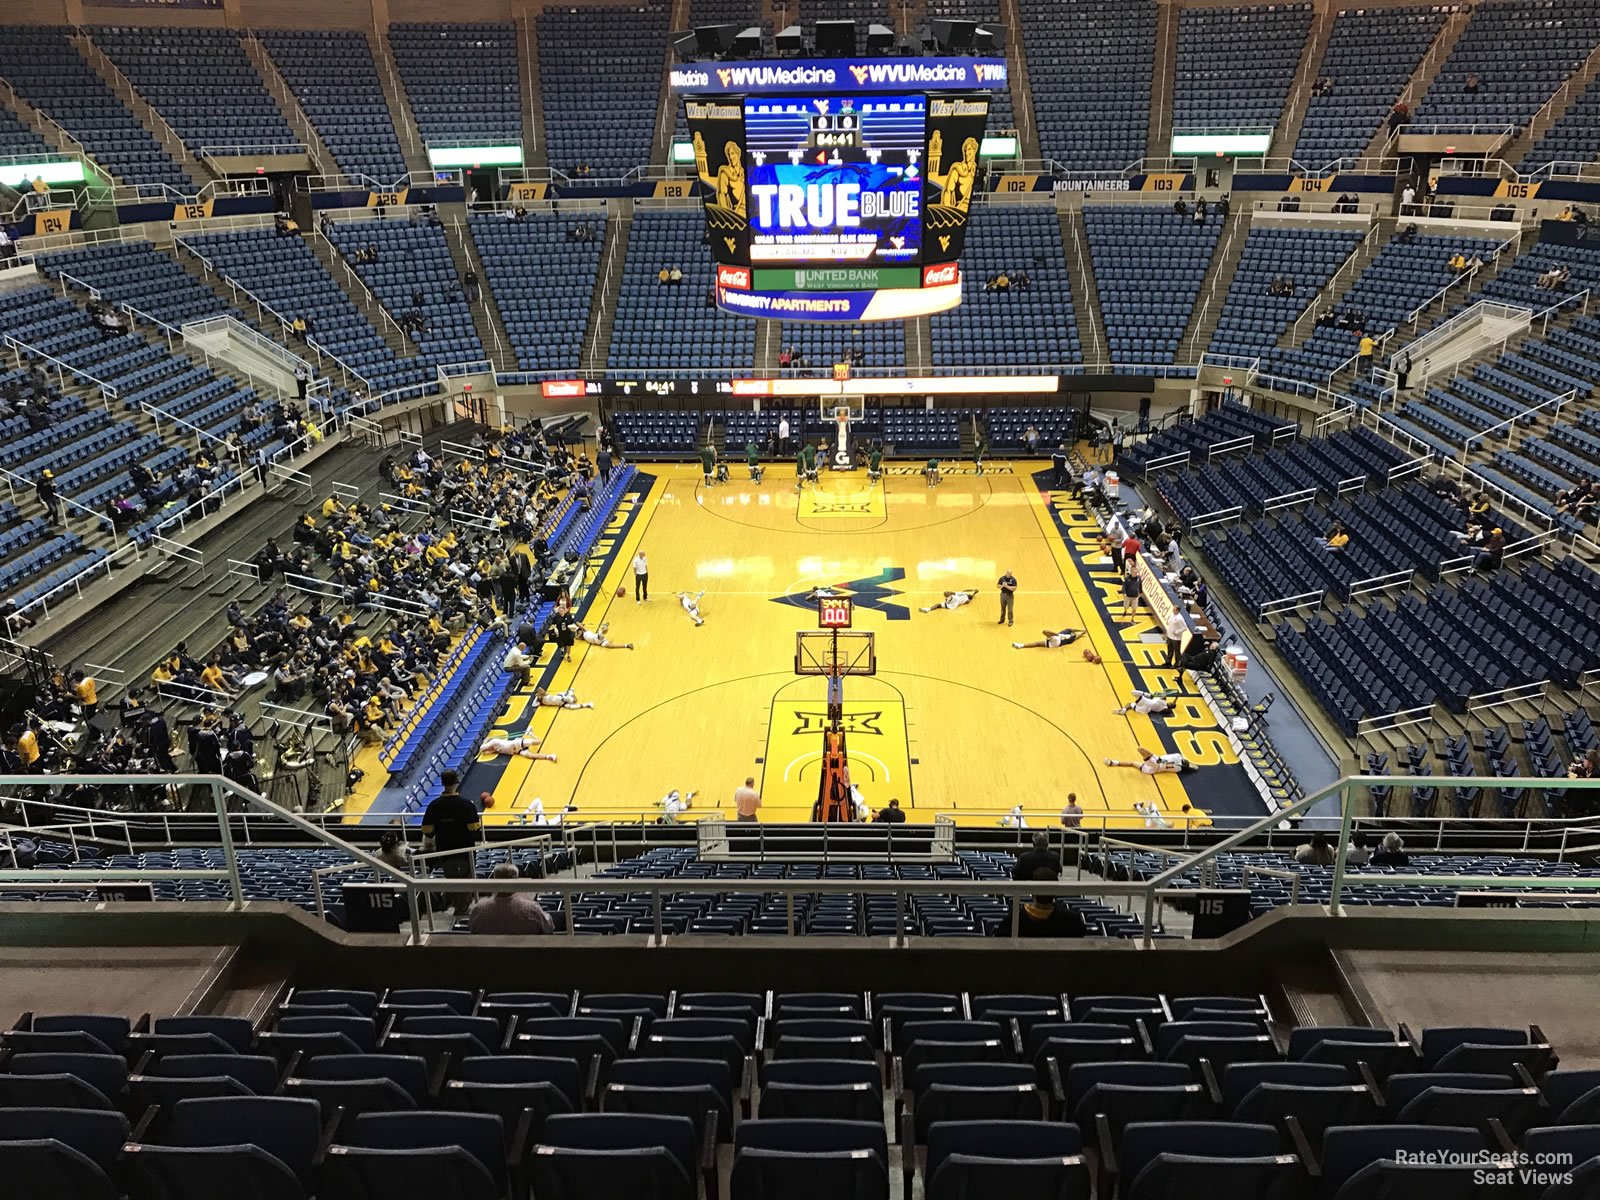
[1017,868,1088,938]
[422,770,482,916]
[874,797,907,823]
[1012,831,1061,881]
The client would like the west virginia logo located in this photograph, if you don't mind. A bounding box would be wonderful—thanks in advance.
[716,67,733,88]
[849,64,870,85]
[771,567,910,621]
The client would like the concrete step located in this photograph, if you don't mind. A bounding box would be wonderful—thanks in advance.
[243,34,336,178]
[517,11,548,172]
[581,203,633,375]
[1270,5,1335,161]
[441,216,515,373]
[1500,41,1600,170]
[302,230,416,359]
[1145,1,1179,162]
[72,32,212,192]
[1057,203,1108,365]
[1278,218,1393,352]
[368,29,431,177]
[1178,209,1252,363]
[998,0,1041,159]
[1362,9,1470,160]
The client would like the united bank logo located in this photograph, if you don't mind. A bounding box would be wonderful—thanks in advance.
[771,567,910,620]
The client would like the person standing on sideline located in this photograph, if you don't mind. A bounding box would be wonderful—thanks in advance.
[777,415,790,455]
[631,550,649,602]
[997,568,1017,627]
[733,776,761,822]
[596,443,612,485]
[421,770,481,917]
[1163,608,1189,668]
[294,363,310,401]
[1394,350,1412,391]
[1060,794,1084,829]
[1120,560,1142,620]
[1051,443,1069,489]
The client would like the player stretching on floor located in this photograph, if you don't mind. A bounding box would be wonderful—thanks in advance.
[577,622,634,650]
[480,732,557,762]
[919,588,979,614]
[532,686,594,710]
[1012,627,1086,650]
[924,457,942,486]
[1105,747,1194,773]
[1112,689,1178,716]
[677,590,706,626]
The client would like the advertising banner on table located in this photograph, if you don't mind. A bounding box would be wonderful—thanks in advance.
[96,0,220,6]
[670,58,1007,95]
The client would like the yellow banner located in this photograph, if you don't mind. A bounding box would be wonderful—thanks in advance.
[1494,181,1540,200]
[652,180,694,199]
[33,209,70,236]
[1141,173,1186,193]
[171,198,215,222]
[506,181,546,202]
[366,187,410,208]
[993,174,1039,194]
[1290,176,1330,193]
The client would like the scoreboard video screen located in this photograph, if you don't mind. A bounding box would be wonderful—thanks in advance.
[686,89,991,271]
[744,95,924,264]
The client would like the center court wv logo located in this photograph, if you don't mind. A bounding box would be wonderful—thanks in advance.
[791,709,883,736]
[770,567,910,620]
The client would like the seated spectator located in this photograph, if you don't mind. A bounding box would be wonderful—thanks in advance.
[1370,832,1409,867]
[1294,831,1335,866]
[873,797,907,823]
[1012,831,1060,881]
[1016,868,1087,938]
[1344,833,1371,867]
[469,862,553,933]
[1173,198,1188,216]
[658,266,670,285]
[1464,72,1480,94]
[668,265,683,285]
[1474,527,1505,572]
[1321,523,1350,551]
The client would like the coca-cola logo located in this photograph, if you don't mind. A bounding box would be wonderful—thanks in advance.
[922,263,959,287]
[717,265,751,290]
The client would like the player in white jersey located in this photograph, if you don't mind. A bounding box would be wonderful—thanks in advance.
[1112,689,1178,716]
[480,732,557,762]
[677,590,705,626]
[1012,627,1085,650]
[578,622,633,650]
[532,686,594,710]
[1105,747,1192,774]
[919,588,979,614]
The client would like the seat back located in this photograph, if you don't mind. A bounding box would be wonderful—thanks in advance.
[530,1144,694,1200]
[324,1143,499,1200]
[730,1145,888,1200]
[167,1096,323,1182]
[347,1110,506,1195]
[126,1143,305,1200]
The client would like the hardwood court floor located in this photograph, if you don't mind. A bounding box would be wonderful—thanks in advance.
[468,461,1233,829]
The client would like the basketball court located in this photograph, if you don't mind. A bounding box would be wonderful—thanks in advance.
[416,443,1260,830]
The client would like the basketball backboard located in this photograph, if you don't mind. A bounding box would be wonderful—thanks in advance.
[795,630,876,676]
[816,394,867,425]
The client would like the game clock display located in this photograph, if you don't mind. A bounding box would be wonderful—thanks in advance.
[818,597,854,629]
[744,95,925,264]
[688,89,990,271]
